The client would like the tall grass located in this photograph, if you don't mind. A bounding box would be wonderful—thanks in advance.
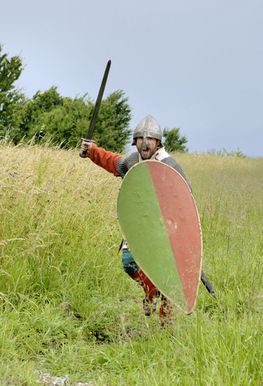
[0,143,262,385]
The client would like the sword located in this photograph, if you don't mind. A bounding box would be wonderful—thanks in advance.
[79,59,111,158]
[201,270,216,298]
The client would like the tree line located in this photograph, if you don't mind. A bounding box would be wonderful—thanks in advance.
[0,44,188,153]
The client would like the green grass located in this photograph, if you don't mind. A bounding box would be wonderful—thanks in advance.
[0,144,262,385]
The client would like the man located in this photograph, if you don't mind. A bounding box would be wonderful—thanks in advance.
[81,115,191,322]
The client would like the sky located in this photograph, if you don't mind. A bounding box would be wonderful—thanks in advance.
[1,0,263,157]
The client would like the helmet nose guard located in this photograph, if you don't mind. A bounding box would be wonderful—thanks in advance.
[132,115,163,146]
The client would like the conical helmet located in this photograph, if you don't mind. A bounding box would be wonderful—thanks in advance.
[132,115,163,145]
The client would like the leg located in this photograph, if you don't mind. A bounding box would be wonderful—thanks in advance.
[122,248,159,315]
[130,268,159,300]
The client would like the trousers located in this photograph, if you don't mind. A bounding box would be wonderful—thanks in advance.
[121,248,173,319]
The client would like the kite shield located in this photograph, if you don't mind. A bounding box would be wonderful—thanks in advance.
[117,160,202,314]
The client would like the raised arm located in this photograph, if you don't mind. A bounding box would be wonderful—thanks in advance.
[81,140,122,177]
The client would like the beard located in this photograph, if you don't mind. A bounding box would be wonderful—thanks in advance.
[136,139,159,160]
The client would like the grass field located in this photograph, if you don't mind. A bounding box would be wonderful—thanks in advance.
[0,144,262,385]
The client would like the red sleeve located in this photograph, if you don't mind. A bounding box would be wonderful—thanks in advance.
[88,144,122,177]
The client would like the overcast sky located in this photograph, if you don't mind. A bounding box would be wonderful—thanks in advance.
[1,0,262,156]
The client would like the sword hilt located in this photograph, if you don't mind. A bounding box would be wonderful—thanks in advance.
[79,149,88,158]
[79,138,95,158]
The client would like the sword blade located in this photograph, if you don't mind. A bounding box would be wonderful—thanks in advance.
[86,59,111,139]
[79,60,111,158]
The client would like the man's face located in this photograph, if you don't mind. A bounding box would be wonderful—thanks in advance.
[135,137,160,160]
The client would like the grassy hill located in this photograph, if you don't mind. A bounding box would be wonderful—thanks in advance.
[0,144,262,385]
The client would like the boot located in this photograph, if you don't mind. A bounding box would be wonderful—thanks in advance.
[159,295,173,325]
[143,297,158,316]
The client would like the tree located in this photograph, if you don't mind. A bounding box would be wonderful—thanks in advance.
[26,92,93,148]
[19,86,65,143]
[94,90,132,152]
[0,44,132,151]
[0,44,26,141]
[163,127,188,152]
[20,88,132,152]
